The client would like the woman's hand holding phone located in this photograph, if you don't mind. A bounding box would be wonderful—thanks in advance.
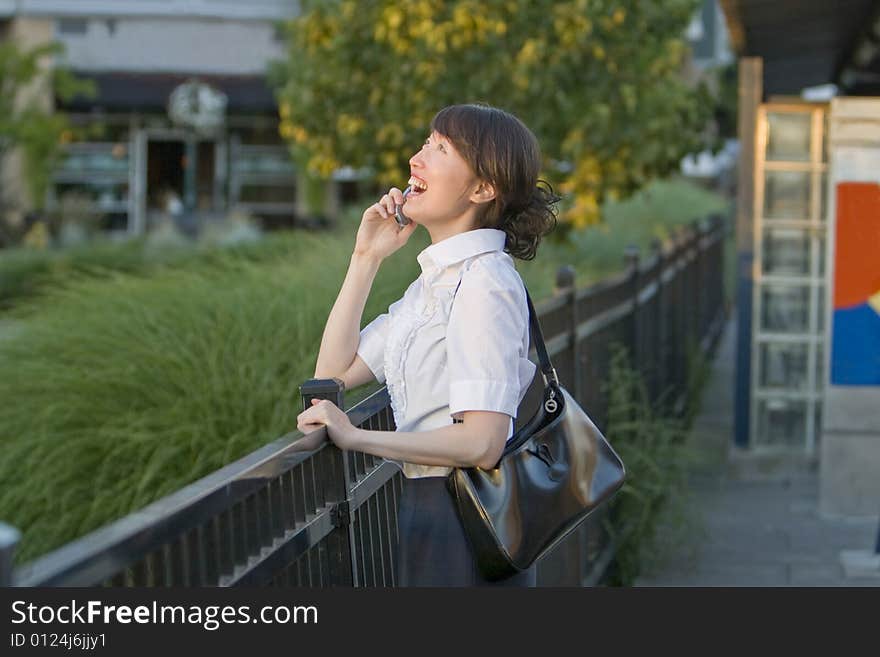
[354,186,418,261]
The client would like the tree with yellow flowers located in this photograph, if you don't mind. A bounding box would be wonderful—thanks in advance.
[270,0,715,230]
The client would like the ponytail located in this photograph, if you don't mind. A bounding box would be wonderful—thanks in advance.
[499,180,560,261]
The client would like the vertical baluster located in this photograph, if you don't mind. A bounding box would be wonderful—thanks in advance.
[269,476,284,540]
[186,526,205,586]
[202,516,221,586]
[216,508,234,578]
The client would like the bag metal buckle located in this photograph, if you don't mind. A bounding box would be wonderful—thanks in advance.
[541,367,560,387]
[543,369,560,413]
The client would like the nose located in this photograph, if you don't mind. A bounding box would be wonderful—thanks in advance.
[408,149,424,169]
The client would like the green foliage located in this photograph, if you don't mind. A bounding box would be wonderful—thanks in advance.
[600,341,708,586]
[564,177,729,276]
[0,39,96,210]
[0,178,728,312]
[0,238,192,311]
[0,230,427,564]
[0,179,726,564]
[712,60,738,140]
[271,0,716,228]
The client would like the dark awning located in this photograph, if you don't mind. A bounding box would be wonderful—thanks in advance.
[57,71,278,115]
[720,0,880,96]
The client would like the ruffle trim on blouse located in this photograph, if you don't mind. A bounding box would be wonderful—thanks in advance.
[384,279,436,427]
[383,269,462,428]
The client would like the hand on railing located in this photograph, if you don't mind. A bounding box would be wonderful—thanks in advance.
[292,378,349,453]
[296,398,359,451]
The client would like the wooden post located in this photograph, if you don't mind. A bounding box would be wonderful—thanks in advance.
[734,56,763,448]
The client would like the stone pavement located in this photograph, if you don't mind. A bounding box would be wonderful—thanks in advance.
[634,315,880,587]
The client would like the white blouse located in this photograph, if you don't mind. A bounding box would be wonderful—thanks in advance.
[356,228,537,479]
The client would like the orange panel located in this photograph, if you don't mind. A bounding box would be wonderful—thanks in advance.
[833,182,880,310]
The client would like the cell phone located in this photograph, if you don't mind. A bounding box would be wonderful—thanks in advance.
[395,186,413,228]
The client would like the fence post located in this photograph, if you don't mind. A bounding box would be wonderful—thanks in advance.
[0,522,20,586]
[624,245,641,375]
[713,213,727,322]
[672,225,688,410]
[300,377,345,410]
[298,377,355,586]
[692,219,703,339]
[555,265,578,401]
[651,238,666,411]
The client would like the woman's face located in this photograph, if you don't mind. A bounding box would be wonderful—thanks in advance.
[405,130,488,228]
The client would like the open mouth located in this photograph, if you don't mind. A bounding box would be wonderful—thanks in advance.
[407,176,428,197]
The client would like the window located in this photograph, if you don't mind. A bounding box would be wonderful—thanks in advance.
[58,19,89,36]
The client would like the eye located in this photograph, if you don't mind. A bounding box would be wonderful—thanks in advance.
[422,138,445,153]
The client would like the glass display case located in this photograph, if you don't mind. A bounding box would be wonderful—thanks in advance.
[756,398,808,447]
[760,342,810,390]
[751,104,827,453]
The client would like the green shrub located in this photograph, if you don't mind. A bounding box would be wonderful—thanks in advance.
[600,341,709,586]
[0,236,425,564]
[0,178,729,313]
[566,178,729,277]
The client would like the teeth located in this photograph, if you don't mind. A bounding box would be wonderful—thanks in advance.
[408,176,427,191]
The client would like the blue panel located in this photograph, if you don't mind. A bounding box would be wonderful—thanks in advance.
[830,303,880,385]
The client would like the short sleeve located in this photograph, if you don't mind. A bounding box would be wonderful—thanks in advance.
[356,298,402,384]
[447,259,535,419]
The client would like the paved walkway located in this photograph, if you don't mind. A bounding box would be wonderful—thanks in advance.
[634,315,880,587]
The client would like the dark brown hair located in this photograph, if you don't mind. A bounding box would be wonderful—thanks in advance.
[429,103,559,261]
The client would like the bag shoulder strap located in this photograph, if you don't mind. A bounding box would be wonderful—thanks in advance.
[451,273,558,387]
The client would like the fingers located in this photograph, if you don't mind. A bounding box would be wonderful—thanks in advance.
[388,187,405,207]
[374,188,404,219]
[297,399,325,432]
[370,201,390,219]
[297,399,330,427]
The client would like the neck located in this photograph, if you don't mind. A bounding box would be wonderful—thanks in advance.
[426,210,480,244]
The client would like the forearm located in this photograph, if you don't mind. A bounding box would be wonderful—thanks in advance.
[351,424,496,470]
[314,252,382,378]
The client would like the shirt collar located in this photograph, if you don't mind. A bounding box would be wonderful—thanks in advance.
[416,228,507,274]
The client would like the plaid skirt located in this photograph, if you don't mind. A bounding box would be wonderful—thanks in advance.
[396,475,537,587]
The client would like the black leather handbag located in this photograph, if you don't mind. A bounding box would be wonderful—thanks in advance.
[446,286,627,582]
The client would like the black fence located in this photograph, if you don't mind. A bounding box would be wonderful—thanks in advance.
[1,214,729,587]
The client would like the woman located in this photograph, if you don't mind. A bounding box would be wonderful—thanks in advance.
[296,103,559,586]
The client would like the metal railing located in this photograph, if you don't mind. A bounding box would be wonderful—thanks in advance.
[2,213,729,587]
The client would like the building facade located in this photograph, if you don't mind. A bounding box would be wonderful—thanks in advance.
[725,0,880,518]
[0,0,354,236]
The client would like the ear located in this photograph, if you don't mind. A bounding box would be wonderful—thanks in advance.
[470,180,496,205]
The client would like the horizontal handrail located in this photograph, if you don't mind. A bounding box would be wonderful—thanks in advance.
[13,386,391,586]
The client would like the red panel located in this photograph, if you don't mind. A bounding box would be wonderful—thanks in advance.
[833,182,880,309]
